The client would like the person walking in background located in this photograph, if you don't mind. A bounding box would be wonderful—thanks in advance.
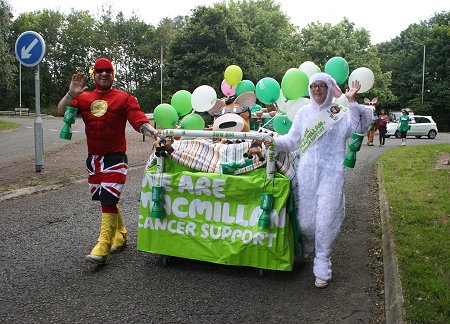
[56,58,158,264]
[364,98,378,146]
[378,109,389,146]
[264,73,372,288]
[397,109,410,146]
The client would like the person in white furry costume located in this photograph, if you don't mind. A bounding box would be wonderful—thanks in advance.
[267,73,372,288]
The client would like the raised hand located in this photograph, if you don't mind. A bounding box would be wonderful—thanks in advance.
[345,80,361,103]
[69,72,88,97]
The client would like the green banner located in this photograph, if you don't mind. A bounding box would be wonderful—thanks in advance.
[137,159,296,271]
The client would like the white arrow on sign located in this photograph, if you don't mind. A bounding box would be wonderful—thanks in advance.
[21,38,38,59]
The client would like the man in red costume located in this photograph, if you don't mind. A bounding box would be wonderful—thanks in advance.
[57,58,157,264]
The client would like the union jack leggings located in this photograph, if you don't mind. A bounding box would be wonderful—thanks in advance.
[86,152,128,206]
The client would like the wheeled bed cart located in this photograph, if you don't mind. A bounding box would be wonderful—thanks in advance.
[137,130,299,272]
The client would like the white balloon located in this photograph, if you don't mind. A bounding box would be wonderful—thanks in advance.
[191,85,217,112]
[299,61,321,79]
[276,91,288,113]
[286,97,310,121]
[348,67,375,93]
[332,94,349,107]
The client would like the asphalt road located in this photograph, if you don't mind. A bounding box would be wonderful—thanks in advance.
[0,116,85,168]
[1,118,449,323]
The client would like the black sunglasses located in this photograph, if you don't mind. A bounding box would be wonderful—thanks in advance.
[95,68,113,73]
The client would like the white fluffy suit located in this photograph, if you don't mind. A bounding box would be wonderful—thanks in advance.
[273,73,372,281]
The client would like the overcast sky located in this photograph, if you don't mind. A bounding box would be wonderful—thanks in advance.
[10,0,449,44]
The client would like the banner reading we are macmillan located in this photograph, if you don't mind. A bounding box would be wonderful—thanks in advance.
[137,159,296,271]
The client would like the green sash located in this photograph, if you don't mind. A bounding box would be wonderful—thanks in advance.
[300,105,348,154]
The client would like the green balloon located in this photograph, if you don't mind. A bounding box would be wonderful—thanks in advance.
[273,115,292,135]
[281,69,309,100]
[324,56,349,85]
[235,80,255,96]
[171,90,192,116]
[153,103,178,128]
[180,113,205,130]
[256,77,281,105]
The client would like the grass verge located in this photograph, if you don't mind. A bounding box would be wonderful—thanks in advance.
[379,144,450,323]
[0,120,20,132]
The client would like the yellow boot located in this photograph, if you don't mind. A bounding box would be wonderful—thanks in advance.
[85,213,118,264]
[111,208,127,252]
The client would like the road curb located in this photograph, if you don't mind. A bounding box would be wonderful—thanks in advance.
[377,161,406,323]
[0,178,84,202]
[0,165,144,202]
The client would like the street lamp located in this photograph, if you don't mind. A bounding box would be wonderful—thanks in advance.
[410,40,426,105]
[420,44,425,105]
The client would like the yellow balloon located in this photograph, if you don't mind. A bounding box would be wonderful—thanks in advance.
[224,65,243,86]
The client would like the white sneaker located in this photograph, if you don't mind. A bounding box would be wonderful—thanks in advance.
[315,277,329,288]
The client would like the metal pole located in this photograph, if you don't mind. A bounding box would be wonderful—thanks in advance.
[160,44,163,104]
[34,65,44,172]
[409,40,426,105]
[19,62,22,108]
[421,45,425,105]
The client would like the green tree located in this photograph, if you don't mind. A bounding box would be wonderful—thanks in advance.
[155,17,187,106]
[58,10,96,88]
[296,18,394,104]
[379,11,450,131]
[165,3,254,97]
[11,9,91,109]
[10,10,48,110]
[0,0,18,108]
[230,0,298,80]
[113,13,160,110]
[32,9,65,107]
[164,0,299,99]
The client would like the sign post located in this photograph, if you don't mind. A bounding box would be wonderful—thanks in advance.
[15,31,46,173]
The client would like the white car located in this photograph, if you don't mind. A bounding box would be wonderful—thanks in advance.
[385,115,438,139]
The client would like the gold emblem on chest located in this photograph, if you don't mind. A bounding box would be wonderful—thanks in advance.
[90,100,108,117]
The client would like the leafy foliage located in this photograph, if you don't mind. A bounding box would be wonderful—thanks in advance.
[0,0,448,131]
[379,11,450,130]
[0,0,17,105]
[164,3,255,98]
[296,18,394,102]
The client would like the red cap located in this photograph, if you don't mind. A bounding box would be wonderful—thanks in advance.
[94,58,113,70]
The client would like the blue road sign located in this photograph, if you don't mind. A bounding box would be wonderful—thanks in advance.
[15,31,46,67]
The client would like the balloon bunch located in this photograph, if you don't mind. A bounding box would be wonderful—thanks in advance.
[153,59,375,134]
[324,56,375,93]
[153,88,208,131]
